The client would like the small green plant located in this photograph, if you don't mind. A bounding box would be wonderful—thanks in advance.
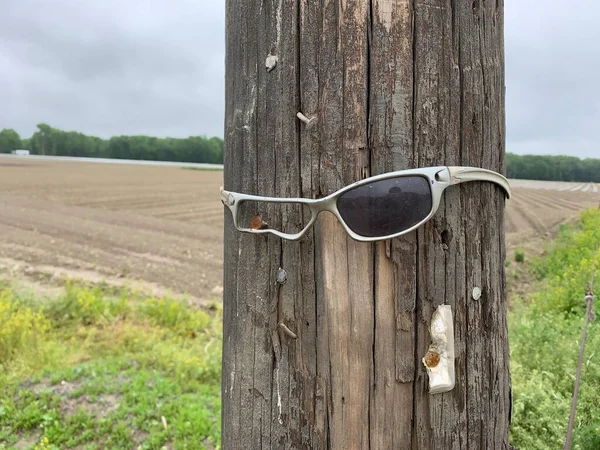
[33,436,53,450]
[138,296,211,336]
[514,249,525,263]
[42,283,131,327]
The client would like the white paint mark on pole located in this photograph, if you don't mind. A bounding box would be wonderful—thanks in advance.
[276,365,283,424]
[275,0,283,50]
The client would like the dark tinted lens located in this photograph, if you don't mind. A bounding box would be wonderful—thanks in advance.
[337,176,432,238]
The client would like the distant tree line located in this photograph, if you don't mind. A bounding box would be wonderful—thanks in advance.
[0,128,22,153]
[1,126,597,180]
[506,153,600,183]
[0,124,223,164]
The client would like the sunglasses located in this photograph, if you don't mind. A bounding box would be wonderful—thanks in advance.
[220,166,511,242]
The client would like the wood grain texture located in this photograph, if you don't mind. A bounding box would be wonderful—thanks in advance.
[222,0,509,448]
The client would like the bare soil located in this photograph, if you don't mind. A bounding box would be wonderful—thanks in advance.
[0,157,223,302]
[1,157,598,300]
[504,180,599,248]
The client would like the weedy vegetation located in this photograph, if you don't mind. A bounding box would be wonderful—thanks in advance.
[1,208,599,449]
[0,283,222,450]
[509,208,600,449]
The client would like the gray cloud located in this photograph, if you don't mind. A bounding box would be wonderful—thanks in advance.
[1,1,598,158]
[0,0,225,139]
[505,0,600,158]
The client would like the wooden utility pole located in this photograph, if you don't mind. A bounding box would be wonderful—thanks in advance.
[222,1,510,449]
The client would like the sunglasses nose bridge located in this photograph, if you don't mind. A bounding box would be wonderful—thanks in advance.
[309,196,338,216]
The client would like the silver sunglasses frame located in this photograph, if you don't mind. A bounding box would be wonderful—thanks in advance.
[220,166,511,242]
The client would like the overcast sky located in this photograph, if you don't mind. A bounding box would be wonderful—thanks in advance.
[0,1,598,158]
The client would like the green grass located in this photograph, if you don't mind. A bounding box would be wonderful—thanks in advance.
[0,283,222,450]
[3,210,599,449]
[509,209,600,449]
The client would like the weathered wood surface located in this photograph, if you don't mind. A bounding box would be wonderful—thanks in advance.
[222,0,510,449]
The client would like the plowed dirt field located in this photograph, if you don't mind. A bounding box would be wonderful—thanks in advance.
[0,157,224,302]
[505,179,599,247]
[1,156,598,299]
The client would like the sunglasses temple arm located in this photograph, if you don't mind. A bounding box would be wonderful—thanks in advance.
[447,166,511,199]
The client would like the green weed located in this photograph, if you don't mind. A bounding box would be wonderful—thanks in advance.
[514,249,525,263]
[509,208,600,449]
[0,284,222,449]
[0,289,50,366]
